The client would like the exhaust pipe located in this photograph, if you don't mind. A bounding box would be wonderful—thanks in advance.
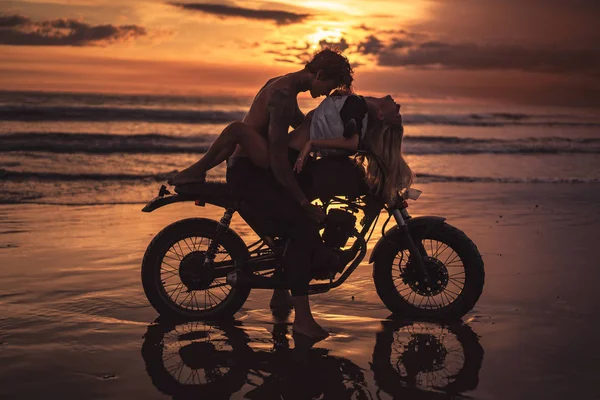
[226,269,288,289]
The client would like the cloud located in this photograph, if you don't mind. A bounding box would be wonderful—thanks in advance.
[263,25,599,76]
[0,14,147,46]
[357,35,384,55]
[377,41,600,75]
[0,14,31,28]
[274,58,298,64]
[318,37,349,52]
[353,24,373,32]
[168,2,310,25]
[264,37,350,65]
[389,38,412,49]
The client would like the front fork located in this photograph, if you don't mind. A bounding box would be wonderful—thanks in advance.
[204,208,235,269]
[391,209,430,283]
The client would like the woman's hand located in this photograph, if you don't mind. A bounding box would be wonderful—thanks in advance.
[293,141,312,173]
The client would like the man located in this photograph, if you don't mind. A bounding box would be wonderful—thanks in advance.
[226,49,354,340]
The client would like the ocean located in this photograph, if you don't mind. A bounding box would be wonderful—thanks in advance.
[1,90,599,205]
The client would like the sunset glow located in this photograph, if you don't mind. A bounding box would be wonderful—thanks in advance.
[0,0,598,106]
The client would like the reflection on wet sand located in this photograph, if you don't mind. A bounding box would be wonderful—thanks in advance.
[141,317,483,399]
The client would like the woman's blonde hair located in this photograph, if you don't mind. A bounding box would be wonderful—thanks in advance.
[357,118,414,204]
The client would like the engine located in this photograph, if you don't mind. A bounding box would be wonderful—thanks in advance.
[311,208,358,281]
[322,209,357,249]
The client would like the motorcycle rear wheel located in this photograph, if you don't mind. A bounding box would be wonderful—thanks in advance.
[142,218,250,320]
[373,222,484,320]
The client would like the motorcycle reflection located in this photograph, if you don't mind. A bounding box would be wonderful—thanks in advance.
[141,317,483,399]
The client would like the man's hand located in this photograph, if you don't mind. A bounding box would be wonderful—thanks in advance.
[302,202,325,224]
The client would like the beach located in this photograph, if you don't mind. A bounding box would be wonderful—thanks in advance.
[2,0,599,396]
[2,181,599,399]
[2,90,600,398]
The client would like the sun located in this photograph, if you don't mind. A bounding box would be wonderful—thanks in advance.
[306,28,344,50]
[300,1,356,14]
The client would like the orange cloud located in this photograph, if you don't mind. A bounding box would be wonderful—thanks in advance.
[0,14,147,46]
[168,2,310,25]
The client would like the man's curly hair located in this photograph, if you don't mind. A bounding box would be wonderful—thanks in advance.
[305,48,354,91]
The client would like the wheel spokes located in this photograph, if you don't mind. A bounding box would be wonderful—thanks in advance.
[393,239,466,310]
[160,237,234,312]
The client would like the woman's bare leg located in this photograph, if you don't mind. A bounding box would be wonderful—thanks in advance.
[169,121,269,185]
[291,296,329,340]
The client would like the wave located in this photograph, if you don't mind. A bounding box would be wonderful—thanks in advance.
[405,135,600,154]
[0,133,213,154]
[0,105,246,124]
[0,169,175,182]
[3,132,600,155]
[2,169,599,185]
[416,173,600,184]
[1,104,599,127]
[405,113,600,127]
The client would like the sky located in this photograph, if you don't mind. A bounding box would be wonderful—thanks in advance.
[0,0,599,107]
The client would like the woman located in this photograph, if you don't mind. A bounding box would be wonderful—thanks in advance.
[169,93,413,203]
[294,93,414,204]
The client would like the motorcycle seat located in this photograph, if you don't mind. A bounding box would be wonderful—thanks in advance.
[174,181,238,208]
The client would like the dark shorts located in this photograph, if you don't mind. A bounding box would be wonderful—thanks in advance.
[226,156,321,296]
[225,153,369,295]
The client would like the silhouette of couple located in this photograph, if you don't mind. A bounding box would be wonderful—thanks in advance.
[169,49,413,340]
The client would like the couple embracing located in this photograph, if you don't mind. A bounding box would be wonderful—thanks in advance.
[169,48,413,340]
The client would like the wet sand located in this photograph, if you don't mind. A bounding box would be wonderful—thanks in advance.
[1,182,599,399]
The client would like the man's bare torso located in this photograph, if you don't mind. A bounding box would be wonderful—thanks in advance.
[231,75,303,158]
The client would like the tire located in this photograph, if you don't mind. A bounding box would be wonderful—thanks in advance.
[142,320,251,398]
[141,218,250,320]
[371,318,483,397]
[373,222,484,320]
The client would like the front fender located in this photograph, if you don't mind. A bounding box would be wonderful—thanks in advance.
[368,216,446,263]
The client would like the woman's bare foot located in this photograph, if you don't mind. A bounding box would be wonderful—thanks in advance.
[290,295,329,341]
[292,320,329,341]
[168,169,206,186]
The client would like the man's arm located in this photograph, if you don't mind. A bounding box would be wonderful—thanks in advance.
[291,100,305,129]
[267,89,309,206]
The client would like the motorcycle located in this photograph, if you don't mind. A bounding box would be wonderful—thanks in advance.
[140,152,485,321]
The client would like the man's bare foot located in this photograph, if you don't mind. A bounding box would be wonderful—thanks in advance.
[168,170,207,186]
[270,289,293,310]
[270,289,293,319]
[292,321,329,341]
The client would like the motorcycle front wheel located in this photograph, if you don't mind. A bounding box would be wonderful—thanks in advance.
[373,222,485,320]
[141,218,250,320]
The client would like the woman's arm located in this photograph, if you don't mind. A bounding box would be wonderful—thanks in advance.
[310,135,360,151]
[293,135,359,172]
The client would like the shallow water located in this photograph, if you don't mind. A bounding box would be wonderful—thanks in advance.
[1,183,599,398]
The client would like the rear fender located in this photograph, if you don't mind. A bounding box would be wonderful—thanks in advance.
[142,194,195,212]
[368,216,446,263]
[142,182,235,212]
